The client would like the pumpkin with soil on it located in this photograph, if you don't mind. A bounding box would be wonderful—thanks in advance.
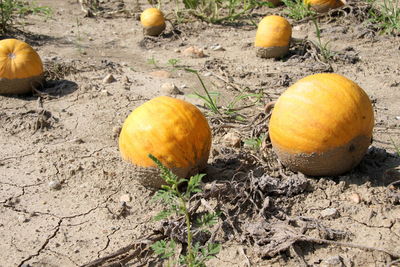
[118,96,212,188]
[255,15,292,59]
[0,38,44,95]
[268,73,374,176]
[140,7,166,36]
[304,0,346,13]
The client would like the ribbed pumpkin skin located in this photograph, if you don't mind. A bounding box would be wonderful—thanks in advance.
[0,39,44,94]
[304,0,345,12]
[255,15,292,58]
[119,96,212,188]
[140,8,166,36]
[269,73,374,176]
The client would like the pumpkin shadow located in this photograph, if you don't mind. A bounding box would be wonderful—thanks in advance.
[41,79,78,97]
[331,146,400,187]
[1,30,64,47]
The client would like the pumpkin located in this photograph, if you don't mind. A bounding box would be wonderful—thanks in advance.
[119,96,212,188]
[304,0,346,13]
[140,8,166,36]
[269,73,374,176]
[0,39,44,95]
[255,15,292,59]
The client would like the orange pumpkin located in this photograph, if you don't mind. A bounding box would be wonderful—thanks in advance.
[255,15,292,58]
[0,39,44,95]
[269,73,374,176]
[140,8,166,36]
[119,96,212,188]
[304,0,346,12]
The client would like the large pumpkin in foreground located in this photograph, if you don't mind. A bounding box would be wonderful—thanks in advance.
[304,0,345,13]
[119,96,212,188]
[255,15,292,59]
[0,39,44,95]
[269,73,374,176]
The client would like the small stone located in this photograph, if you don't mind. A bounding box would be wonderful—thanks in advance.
[100,90,110,96]
[320,208,338,219]
[149,70,172,79]
[120,194,132,203]
[222,132,241,148]
[210,44,225,51]
[160,82,182,95]
[182,46,206,58]
[174,48,181,53]
[203,72,212,77]
[48,180,62,191]
[103,74,116,84]
[396,116,400,120]
[349,193,361,204]
[321,255,344,267]
[18,215,30,223]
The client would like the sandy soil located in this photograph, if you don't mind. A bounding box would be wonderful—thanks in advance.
[1,0,399,266]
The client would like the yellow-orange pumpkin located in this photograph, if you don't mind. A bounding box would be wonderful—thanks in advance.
[304,0,346,13]
[119,96,212,188]
[0,39,44,95]
[269,73,374,176]
[255,15,292,59]
[140,8,166,36]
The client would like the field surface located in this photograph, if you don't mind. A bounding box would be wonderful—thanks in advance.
[1,0,400,266]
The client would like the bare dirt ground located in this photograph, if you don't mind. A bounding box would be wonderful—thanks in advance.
[1,0,400,266]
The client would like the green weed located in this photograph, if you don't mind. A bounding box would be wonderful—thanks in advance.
[311,18,334,63]
[389,136,400,156]
[0,0,52,33]
[186,68,263,120]
[177,0,269,24]
[281,0,315,20]
[244,134,265,150]
[149,154,221,267]
[367,0,399,34]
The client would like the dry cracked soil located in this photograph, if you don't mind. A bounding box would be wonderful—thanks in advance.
[1,0,400,266]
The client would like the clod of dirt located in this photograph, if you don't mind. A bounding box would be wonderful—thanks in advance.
[321,255,345,267]
[348,192,361,204]
[222,132,241,148]
[182,46,206,58]
[320,208,339,219]
[119,194,132,203]
[160,82,182,95]
[149,70,172,79]
[103,74,116,83]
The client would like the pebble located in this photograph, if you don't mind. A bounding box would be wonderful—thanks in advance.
[100,90,110,96]
[396,116,400,120]
[18,215,30,223]
[48,180,62,191]
[160,82,182,95]
[210,44,225,51]
[349,193,361,204]
[321,255,344,267]
[222,132,241,148]
[149,70,172,79]
[103,74,116,83]
[182,46,206,58]
[119,194,132,203]
[320,208,338,219]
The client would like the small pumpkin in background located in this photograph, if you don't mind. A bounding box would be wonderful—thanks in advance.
[255,15,292,59]
[119,96,212,188]
[0,38,44,95]
[269,73,374,176]
[140,7,166,36]
[304,0,346,13]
